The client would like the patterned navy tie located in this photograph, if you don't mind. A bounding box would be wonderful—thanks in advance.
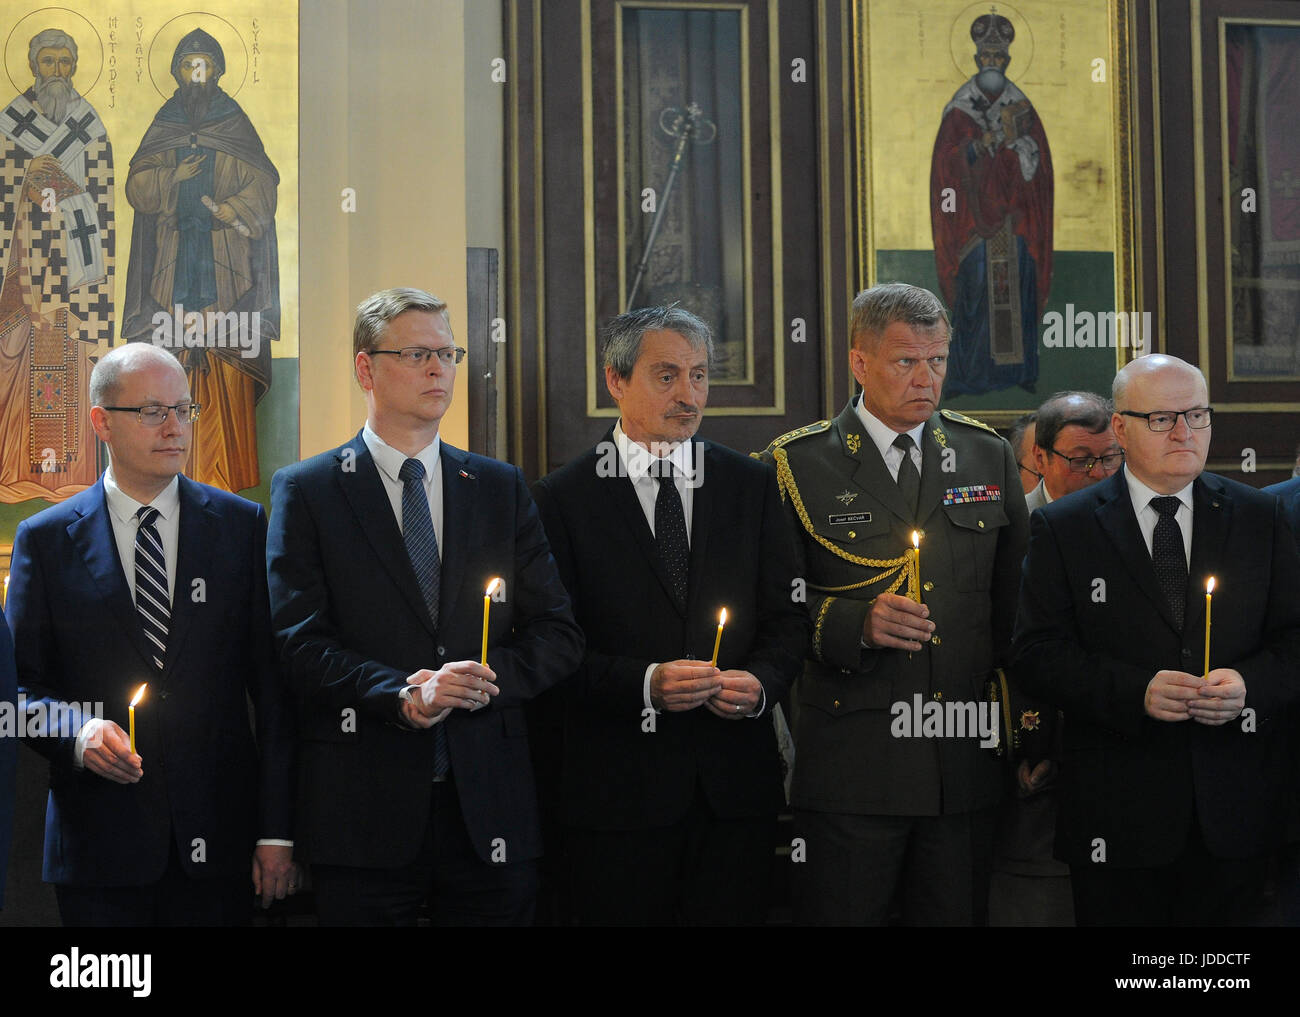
[654,459,689,611]
[399,458,450,777]
[134,506,170,671]
[892,433,920,519]
[1150,496,1187,629]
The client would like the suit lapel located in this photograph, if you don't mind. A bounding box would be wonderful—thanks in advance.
[685,440,712,615]
[1094,470,1183,634]
[917,413,950,528]
[162,476,215,679]
[336,432,437,639]
[66,481,155,671]
[1184,476,1231,636]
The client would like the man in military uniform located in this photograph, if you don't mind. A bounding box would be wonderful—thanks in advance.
[759,282,1028,924]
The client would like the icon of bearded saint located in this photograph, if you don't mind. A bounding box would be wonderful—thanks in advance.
[122,27,280,494]
[930,13,1054,398]
[0,28,114,504]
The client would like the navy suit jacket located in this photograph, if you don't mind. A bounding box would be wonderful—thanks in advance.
[267,432,584,868]
[0,613,15,907]
[1264,476,1300,542]
[1013,468,1300,866]
[6,476,293,886]
[532,434,809,830]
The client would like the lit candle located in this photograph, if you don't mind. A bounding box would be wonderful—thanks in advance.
[129,684,147,755]
[2,574,8,609]
[710,608,728,667]
[1203,577,1215,677]
[481,578,502,664]
[911,531,923,603]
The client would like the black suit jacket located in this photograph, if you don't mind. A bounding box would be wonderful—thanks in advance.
[532,433,809,830]
[6,476,293,886]
[267,432,584,867]
[1013,468,1300,866]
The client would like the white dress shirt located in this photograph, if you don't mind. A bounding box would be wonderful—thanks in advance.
[855,396,926,480]
[1124,468,1194,567]
[104,470,180,603]
[362,424,443,556]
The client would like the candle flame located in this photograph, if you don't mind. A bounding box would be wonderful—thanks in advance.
[912,530,921,549]
[485,577,502,597]
[130,683,147,708]
[1206,577,1215,595]
[718,608,728,626]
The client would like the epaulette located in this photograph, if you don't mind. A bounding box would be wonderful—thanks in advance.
[940,408,1000,436]
[767,419,831,450]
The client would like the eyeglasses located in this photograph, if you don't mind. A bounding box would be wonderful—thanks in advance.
[1018,461,1041,480]
[103,402,201,426]
[367,346,466,367]
[1119,408,1213,432]
[1048,448,1125,474]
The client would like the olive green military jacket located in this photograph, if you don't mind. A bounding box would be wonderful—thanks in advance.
[758,400,1028,816]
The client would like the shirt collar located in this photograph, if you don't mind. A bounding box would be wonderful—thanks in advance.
[364,423,441,485]
[613,420,698,482]
[1124,466,1194,516]
[104,469,180,527]
[855,395,927,460]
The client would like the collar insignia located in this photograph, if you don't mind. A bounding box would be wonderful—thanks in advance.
[845,433,862,455]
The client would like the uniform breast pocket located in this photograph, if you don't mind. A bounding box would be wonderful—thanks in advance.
[809,507,893,551]
[941,502,1009,591]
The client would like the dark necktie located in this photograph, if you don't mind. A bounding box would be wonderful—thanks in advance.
[134,507,171,672]
[1150,496,1187,629]
[654,460,689,610]
[399,458,450,777]
[893,433,920,518]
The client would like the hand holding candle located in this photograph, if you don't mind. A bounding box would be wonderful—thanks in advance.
[481,577,502,664]
[128,683,147,755]
[710,608,728,667]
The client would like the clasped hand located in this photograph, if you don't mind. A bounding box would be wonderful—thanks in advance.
[650,660,761,719]
[403,661,499,727]
[1144,668,1246,725]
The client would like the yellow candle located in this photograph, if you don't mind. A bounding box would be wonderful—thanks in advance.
[710,608,728,667]
[129,684,147,755]
[911,531,923,603]
[481,578,502,664]
[1203,577,1215,677]
[2,574,8,609]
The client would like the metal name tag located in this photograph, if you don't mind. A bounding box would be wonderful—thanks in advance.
[828,511,872,525]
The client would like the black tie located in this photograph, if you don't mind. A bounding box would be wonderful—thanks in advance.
[1151,496,1187,629]
[654,460,689,610]
[398,457,450,778]
[893,433,920,518]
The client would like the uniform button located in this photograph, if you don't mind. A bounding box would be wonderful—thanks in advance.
[977,520,985,528]
[932,691,943,701]
[847,531,856,539]
[833,699,841,709]
[1180,648,1192,659]
[923,581,934,592]
[158,690,169,700]
[931,635,941,646]
[437,645,446,656]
